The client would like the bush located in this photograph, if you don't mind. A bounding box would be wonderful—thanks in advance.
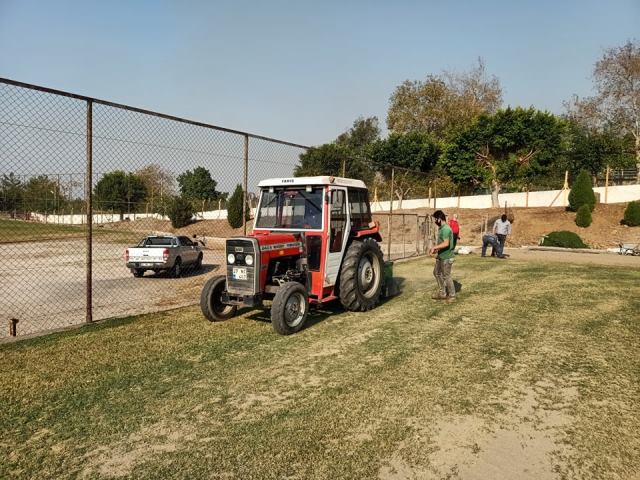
[541,231,588,249]
[166,196,195,228]
[227,184,249,229]
[575,204,592,228]
[568,170,596,212]
[622,201,640,227]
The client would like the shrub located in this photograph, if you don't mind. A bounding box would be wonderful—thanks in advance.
[227,184,249,229]
[166,196,195,228]
[568,170,596,212]
[575,204,592,228]
[622,201,640,227]
[540,231,588,249]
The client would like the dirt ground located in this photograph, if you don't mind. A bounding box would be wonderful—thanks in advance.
[398,203,639,249]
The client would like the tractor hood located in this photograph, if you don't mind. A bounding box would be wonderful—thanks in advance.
[250,231,303,255]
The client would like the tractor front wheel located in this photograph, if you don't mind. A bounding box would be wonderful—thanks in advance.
[271,282,309,335]
[339,238,384,311]
[200,275,237,322]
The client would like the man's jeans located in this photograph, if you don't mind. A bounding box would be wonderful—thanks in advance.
[433,258,455,298]
[482,235,502,257]
[497,234,507,254]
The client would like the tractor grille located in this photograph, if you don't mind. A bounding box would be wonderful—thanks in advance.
[226,238,259,295]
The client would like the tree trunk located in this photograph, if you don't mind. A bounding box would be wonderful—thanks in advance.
[491,180,500,208]
[636,135,640,184]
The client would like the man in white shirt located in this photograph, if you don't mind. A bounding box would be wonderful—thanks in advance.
[493,214,512,256]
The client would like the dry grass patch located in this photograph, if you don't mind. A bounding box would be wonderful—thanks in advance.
[1,255,638,479]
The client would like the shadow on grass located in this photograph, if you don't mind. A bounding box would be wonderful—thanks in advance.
[244,276,408,332]
[139,263,220,279]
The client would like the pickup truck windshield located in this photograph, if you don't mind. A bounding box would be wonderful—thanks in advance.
[255,188,323,230]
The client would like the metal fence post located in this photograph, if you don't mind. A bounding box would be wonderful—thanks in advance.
[415,215,420,255]
[386,167,394,261]
[243,134,249,235]
[85,100,93,324]
[402,213,406,259]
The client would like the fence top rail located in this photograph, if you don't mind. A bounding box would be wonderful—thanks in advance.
[0,77,310,150]
[373,211,423,217]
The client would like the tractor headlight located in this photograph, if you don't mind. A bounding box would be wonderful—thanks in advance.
[245,254,254,266]
[227,253,236,264]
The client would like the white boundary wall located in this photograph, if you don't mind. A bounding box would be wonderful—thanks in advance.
[370,184,640,212]
[29,185,640,224]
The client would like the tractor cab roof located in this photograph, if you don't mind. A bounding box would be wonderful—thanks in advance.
[257,176,367,189]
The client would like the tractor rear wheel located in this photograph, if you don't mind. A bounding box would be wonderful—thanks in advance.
[339,238,384,312]
[271,282,309,335]
[200,275,237,322]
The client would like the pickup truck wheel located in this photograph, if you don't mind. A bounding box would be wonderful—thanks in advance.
[170,258,182,278]
[132,268,145,278]
[271,282,309,335]
[195,253,203,271]
[200,275,237,321]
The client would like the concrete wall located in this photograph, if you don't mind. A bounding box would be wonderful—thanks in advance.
[370,184,640,212]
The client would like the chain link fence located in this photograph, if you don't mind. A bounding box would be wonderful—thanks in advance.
[1,78,432,339]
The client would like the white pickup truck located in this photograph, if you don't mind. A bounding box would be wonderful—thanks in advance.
[125,235,204,278]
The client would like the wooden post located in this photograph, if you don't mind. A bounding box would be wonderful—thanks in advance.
[605,166,610,203]
[428,186,432,209]
[563,170,569,207]
[525,188,529,208]
[457,188,461,209]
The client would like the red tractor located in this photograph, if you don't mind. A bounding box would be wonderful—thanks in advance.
[200,176,391,334]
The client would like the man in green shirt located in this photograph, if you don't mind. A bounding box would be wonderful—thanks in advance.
[429,210,456,303]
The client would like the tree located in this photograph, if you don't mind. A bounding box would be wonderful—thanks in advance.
[137,164,175,211]
[166,196,196,228]
[94,171,147,220]
[440,107,566,207]
[227,184,249,229]
[22,175,66,214]
[336,116,381,154]
[387,59,502,138]
[177,167,222,204]
[623,201,640,226]
[294,143,374,183]
[568,170,596,212]
[368,132,442,207]
[0,173,23,214]
[567,42,640,179]
[575,204,593,228]
[565,121,633,183]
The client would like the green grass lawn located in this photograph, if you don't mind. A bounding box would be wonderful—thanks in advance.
[1,256,639,479]
[0,219,139,244]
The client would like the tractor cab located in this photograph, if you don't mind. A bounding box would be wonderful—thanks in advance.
[200,176,387,335]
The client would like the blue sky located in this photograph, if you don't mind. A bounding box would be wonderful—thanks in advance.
[0,0,638,147]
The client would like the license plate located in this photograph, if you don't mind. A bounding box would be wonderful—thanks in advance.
[232,267,247,280]
[140,263,154,267]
